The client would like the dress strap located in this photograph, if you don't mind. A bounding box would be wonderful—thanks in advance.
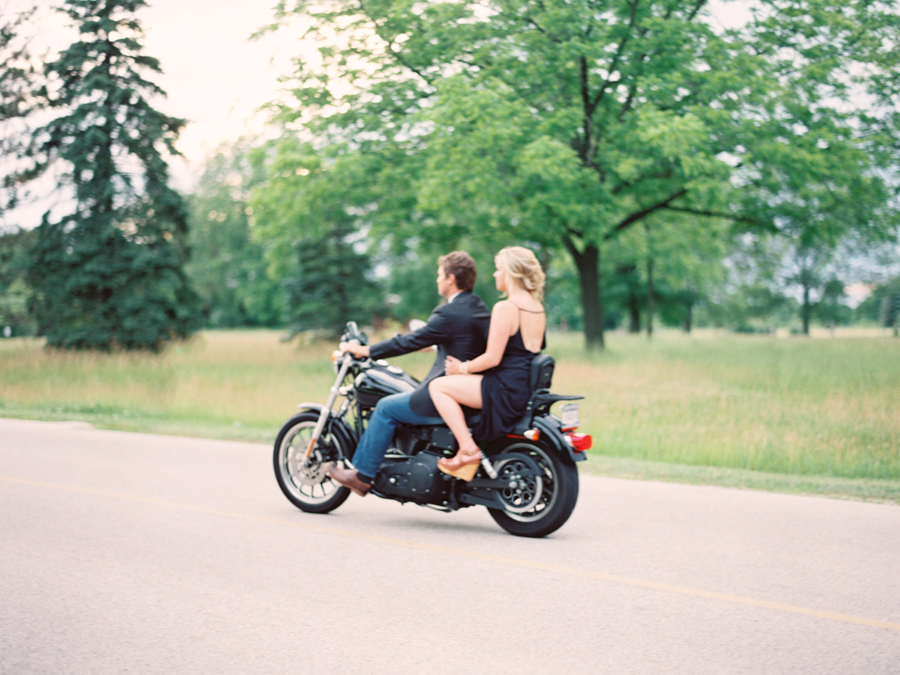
[511,303,545,314]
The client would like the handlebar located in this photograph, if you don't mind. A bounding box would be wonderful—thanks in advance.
[333,346,364,362]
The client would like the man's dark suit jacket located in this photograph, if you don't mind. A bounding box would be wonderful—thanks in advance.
[368,291,491,417]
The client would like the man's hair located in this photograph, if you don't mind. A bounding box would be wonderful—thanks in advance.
[439,251,477,293]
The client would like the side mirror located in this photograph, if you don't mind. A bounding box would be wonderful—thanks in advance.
[342,321,369,345]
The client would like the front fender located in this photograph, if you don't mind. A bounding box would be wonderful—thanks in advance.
[295,405,359,460]
[532,416,585,464]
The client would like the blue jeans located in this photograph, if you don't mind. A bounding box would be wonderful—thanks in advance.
[351,391,444,479]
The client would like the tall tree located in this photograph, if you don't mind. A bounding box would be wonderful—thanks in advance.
[26,0,201,350]
[0,4,38,216]
[266,0,900,348]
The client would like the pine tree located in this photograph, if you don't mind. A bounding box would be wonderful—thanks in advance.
[27,0,201,350]
[1,5,38,214]
[283,221,380,339]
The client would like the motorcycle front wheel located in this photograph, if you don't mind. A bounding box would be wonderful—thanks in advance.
[487,441,579,538]
[273,411,352,513]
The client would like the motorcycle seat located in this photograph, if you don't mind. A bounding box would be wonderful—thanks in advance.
[530,353,555,391]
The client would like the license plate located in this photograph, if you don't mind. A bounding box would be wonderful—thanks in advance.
[560,403,579,429]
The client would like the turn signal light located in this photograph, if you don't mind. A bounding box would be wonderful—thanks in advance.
[566,433,592,452]
[524,429,540,441]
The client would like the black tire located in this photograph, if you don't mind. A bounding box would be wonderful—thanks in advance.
[487,441,579,538]
[273,411,352,514]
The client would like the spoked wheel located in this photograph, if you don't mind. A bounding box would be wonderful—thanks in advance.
[273,411,352,513]
[487,441,579,538]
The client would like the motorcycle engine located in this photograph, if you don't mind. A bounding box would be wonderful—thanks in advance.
[373,452,449,504]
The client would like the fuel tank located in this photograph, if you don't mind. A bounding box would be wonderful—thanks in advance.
[354,360,419,408]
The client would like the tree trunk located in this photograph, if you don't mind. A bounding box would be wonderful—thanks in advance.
[891,294,900,337]
[646,256,654,338]
[567,241,604,349]
[628,293,641,333]
[884,293,900,337]
[682,299,693,333]
[801,283,811,335]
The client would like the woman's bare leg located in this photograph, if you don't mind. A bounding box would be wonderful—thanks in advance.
[429,375,483,455]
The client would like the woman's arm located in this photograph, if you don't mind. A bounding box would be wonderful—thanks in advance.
[446,301,516,374]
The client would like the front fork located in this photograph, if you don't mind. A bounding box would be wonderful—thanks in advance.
[303,354,353,467]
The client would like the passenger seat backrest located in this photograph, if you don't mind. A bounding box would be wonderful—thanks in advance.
[530,354,555,392]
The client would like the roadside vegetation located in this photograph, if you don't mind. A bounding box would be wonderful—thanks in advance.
[2,329,897,503]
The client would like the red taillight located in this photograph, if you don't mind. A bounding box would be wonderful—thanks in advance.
[506,430,541,441]
[566,433,592,452]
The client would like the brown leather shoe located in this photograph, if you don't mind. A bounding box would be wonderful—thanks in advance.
[326,463,371,497]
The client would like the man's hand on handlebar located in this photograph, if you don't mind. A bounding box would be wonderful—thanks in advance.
[342,342,370,359]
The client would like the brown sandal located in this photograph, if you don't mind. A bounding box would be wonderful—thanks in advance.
[438,447,482,481]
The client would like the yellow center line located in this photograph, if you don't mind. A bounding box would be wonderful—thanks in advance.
[4,474,900,633]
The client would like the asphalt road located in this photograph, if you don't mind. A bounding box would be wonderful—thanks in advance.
[1,417,898,674]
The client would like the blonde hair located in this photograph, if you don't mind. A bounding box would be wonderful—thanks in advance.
[495,246,545,302]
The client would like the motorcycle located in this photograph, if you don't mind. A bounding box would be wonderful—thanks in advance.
[273,322,591,537]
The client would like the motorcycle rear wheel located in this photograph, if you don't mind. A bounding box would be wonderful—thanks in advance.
[273,411,352,513]
[487,441,579,538]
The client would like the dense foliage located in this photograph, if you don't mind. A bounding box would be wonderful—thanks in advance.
[857,277,900,334]
[252,0,900,346]
[186,142,283,327]
[248,138,381,337]
[0,227,35,335]
[4,1,898,342]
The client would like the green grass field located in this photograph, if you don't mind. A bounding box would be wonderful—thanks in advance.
[2,329,898,502]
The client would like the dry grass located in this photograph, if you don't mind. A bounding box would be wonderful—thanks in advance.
[0,331,334,438]
[550,330,900,480]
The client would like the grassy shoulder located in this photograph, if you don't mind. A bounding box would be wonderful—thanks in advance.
[1,328,898,504]
[581,454,900,504]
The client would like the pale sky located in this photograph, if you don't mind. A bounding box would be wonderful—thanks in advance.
[13,0,306,182]
[139,0,291,179]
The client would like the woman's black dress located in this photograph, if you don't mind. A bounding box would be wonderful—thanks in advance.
[472,327,545,443]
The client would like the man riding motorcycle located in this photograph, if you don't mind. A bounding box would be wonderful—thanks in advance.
[327,251,490,495]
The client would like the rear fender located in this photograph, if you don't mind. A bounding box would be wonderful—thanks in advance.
[531,416,586,464]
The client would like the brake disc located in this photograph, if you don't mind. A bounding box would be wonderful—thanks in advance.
[290,445,328,487]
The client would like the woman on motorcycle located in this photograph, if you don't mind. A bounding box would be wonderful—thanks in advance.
[429,246,546,480]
